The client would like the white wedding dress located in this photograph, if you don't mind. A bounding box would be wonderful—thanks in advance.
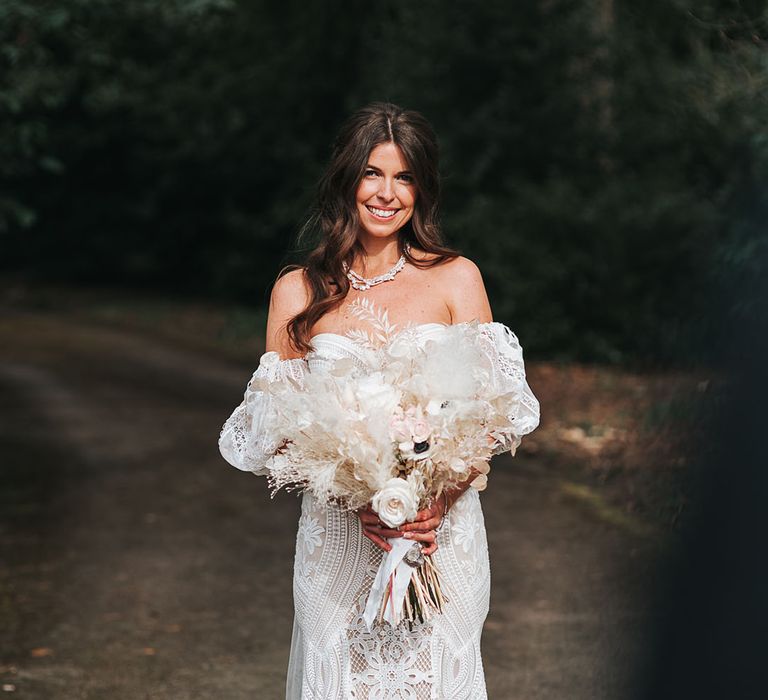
[219,321,540,699]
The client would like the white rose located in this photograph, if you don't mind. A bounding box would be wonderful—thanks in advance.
[356,373,401,415]
[371,477,419,528]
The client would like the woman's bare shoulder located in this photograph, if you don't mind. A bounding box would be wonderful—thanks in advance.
[265,267,311,359]
[432,255,492,323]
[409,246,480,274]
[424,254,485,289]
[408,245,452,264]
[271,267,310,315]
[438,254,483,277]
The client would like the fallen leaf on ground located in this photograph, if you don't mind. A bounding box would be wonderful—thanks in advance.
[30,648,53,658]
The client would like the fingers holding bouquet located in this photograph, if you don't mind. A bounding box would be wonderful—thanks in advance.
[356,503,403,552]
[357,496,445,556]
[398,493,448,556]
[404,493,446,530]
[401,528,438,556]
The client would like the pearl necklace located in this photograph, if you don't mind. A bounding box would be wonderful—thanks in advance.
[343,242,411,291]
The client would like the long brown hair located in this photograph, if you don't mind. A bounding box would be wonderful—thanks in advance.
[283,102,459,354]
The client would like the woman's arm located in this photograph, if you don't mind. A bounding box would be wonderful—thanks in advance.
[218,268,311,474]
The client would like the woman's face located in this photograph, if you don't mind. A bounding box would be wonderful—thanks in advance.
[355,141,417,239]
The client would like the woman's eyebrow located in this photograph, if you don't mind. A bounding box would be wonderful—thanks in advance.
[365,164,413,176]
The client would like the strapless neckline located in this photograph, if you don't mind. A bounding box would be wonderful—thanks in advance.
[304,320,512,363]
[308,321,448,346]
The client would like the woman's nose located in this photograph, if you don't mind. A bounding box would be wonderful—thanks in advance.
[377,178,395,201]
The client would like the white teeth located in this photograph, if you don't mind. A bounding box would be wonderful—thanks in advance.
[367,206,397,218]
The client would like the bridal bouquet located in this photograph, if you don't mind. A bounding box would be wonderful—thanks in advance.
[255,299,531,629]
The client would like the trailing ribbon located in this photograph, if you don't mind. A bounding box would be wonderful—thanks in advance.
[362,537,416,631]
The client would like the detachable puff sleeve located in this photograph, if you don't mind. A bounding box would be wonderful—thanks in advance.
[218,351,309,476]
[479,322,541,456]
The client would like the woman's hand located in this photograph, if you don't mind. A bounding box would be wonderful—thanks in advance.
[398,493,447,556]
[356,503,404,552]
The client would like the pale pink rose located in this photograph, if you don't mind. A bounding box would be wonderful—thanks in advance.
[389,416,411,442]
[411,418,431,443]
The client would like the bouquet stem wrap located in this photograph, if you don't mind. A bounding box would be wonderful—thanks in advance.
[363,538,415,631]
[363,537,446,631]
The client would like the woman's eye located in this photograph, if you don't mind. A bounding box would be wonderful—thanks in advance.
[364,169,378,178]
[397,173,414,183]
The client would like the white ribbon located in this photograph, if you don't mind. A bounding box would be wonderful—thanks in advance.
[362,537,417,632]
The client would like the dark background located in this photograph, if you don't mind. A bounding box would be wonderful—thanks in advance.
[2,0,766,367]
[2,2,767,698]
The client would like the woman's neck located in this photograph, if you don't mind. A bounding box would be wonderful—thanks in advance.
[354,233,403,276]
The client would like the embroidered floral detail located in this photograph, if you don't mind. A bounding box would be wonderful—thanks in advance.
[299,514,325,555]
[452,509,481,555]
[347,587,435,698]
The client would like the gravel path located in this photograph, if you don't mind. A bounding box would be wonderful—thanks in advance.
[0,312,662,699]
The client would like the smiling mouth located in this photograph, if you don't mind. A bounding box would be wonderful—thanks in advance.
[366,205,400,220]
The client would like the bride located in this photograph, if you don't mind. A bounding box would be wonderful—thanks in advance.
[219,102,540,699]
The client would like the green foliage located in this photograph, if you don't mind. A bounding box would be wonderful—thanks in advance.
[1,0,371,291]
[1,0,765,366]
[348,0,768,366]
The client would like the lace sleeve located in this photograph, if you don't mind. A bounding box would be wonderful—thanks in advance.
[218,351,309,476]
[478,323,540,457]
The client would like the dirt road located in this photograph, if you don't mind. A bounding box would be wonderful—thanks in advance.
[0,311,663,699]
